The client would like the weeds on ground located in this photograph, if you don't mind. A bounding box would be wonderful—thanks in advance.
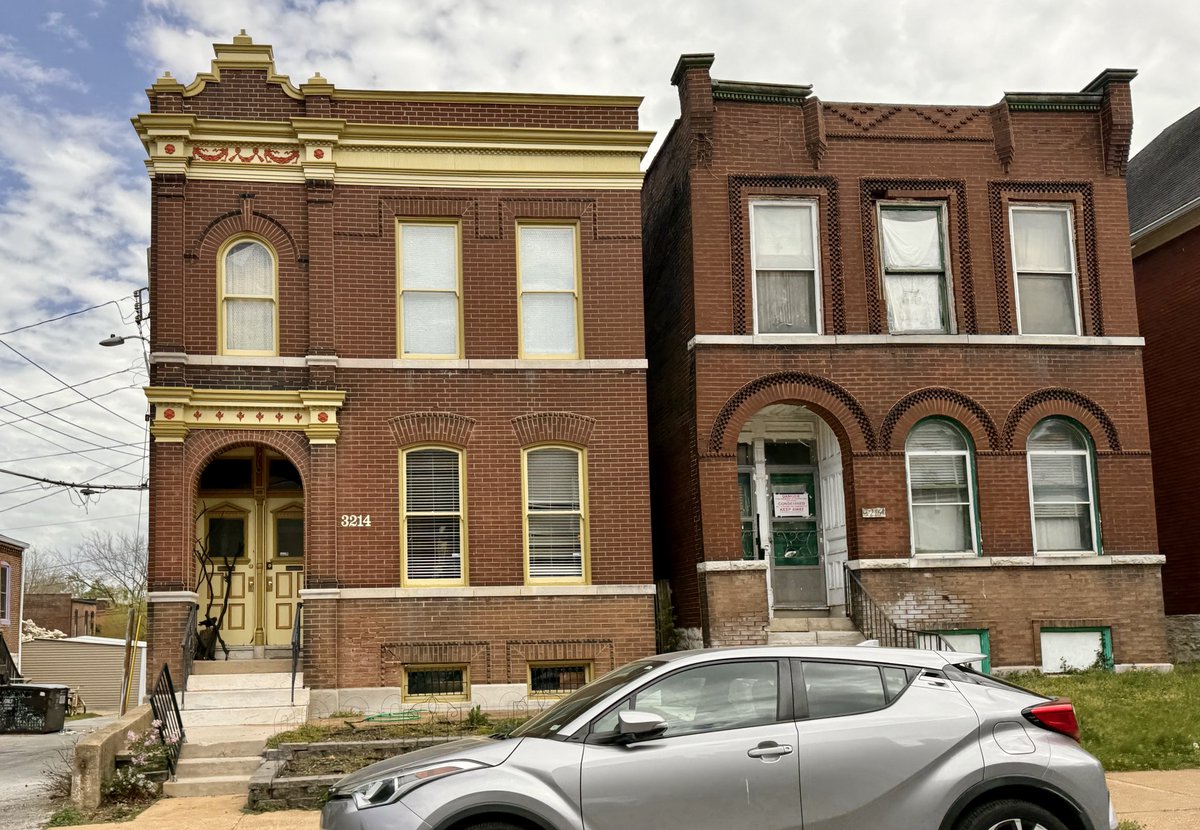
[266,713,528,748]
[41,746,73,800]
[66,712,101,721]
[47,802,149,826]
[1007,662,1200,771]
[1117,822,1143,830]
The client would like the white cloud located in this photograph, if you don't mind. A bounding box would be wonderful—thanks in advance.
[42,11,92,50]
[0,35,87,92]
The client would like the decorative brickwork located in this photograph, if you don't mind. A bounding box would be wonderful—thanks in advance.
[381,641,491,687]
[387,412,477,448]
[728,176,844,334]
[1002,387,1121,451]
[504,639,616,678]
[859,178,976,334]
[509,412,597,447]
[988,181,1103,336]
[880,387,999,451]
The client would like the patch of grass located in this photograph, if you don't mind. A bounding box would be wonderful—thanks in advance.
[287,750,382,777]
[1117,821,1143,830]
[47,803,149,826]
[266,715,528,748]
[1005,663,1200,771]
[325,710,363,719]
[66,712,102,721]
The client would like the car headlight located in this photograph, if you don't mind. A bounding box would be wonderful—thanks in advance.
[347,761,488,810]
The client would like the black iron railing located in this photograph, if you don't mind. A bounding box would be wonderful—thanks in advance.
[179,603,198,708]
[844,566,955,651]
[290,601,303,704]
[149,664,185,778]
[0,633,20,685]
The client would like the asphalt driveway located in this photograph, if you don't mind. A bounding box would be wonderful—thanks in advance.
[0,715,115,830]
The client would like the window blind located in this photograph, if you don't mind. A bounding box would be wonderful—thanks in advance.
[1027,419,1094,552]
[526,448,584,579]
[405,448,463,580]
[906,421,975,554]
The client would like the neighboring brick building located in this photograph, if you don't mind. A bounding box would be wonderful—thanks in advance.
[0,534,27,678]
[22,593,101,637]
[643,54,1169,671]
[134,34,656,711]
[1127,104,1200,662]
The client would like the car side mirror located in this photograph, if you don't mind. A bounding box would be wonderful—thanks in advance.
[617,710,667,743]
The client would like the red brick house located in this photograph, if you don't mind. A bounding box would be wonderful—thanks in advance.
[22,594,101,637]
[135,34,655,717]
[1127,104,1200,662]
[0,534,27,679]
[643,55,1169,671]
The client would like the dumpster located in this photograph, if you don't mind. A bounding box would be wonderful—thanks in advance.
[0,683,70,733]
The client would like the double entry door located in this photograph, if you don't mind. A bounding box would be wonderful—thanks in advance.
[196,496,304,647]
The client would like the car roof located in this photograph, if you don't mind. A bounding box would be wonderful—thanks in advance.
[651,644,984,670]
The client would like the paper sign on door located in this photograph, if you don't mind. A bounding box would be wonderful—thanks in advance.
[773,492,810,518]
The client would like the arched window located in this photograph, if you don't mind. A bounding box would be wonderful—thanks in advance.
[1027,418,1098,554]
[219,238,277,354]
[523,446,588,582]
[905,419,978,555]
[401,447,466,585]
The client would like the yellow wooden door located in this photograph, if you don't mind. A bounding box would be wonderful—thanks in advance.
[197,498,258,647]
[266,499,304,645]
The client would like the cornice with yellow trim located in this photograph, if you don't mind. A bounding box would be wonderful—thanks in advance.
[144,386,346,444]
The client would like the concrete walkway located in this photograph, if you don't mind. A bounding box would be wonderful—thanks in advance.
[71,771,1200,829]
[1108,770,1200,829]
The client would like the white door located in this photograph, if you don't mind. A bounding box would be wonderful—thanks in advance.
[817,420,848,607]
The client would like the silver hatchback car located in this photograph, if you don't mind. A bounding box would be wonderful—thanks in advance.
[321,646,1117,830]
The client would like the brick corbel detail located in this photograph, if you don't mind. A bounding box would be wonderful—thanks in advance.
[989,100,1016,173]
[510,412,597,447]
[803,96,827,170]
[388,412,477,448]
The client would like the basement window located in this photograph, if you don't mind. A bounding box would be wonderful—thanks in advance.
[529,662,592,697]
[1039,627,1112,673]
[404,665,469,701]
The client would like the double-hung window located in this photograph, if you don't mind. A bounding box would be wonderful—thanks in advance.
[398,222,461,357]
[1010,205,1081,335]
[523,446,587,582]
[220,238,277,354]
[402,447,465,584]
[518,224,581,358]
[1027,418,1098,554]
[879,204,952,334]
[0,563,9,622]
[750,201,821,334]
[905,419,978,555]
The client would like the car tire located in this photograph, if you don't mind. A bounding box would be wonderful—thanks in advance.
[955,798,1071,830]
[465,823,523,830]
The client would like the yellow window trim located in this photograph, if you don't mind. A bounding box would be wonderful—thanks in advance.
[396,219,465,359]
[216,234,279,356]
[399,445,468,587]
[402,664,470,702]
[527,660,594,698]
[202,503,252,562]
[516,221,584,360]
[269,501,305,563]
[521,444,590,586]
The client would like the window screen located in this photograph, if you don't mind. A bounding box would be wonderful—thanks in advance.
[399,223,460,356]
[525,447,585,580]
[404,448,463,581]
[752,203,819,334]
[519,226,580,357]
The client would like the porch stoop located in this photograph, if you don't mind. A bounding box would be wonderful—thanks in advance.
[163,659,306,798]
[766,612,866,646]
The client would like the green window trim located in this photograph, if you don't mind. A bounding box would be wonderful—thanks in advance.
[1040,626,1113,671]
[905,417,983,557]
[936,628,991,674]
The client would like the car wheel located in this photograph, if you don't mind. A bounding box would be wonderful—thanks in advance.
[955,799,1070,830]
[465,824,523,830]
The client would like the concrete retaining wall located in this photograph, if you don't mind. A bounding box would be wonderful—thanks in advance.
[71,704,153,809]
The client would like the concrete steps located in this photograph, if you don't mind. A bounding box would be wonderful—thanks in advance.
[767,612,866,645]
[165,661,305,799]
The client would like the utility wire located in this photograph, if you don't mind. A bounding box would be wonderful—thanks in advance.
[0,383,142,425]
[0,467,148,491]
[2,511,143,532]
[0,383,145,455]
[0,417,146,471]
[0,298,129,337]
[7,365,144,406]
[0,339,146,431]
[0,442,145,465]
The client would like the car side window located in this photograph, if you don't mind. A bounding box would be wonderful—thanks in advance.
[593,661,780,739]
[801,661,909,719]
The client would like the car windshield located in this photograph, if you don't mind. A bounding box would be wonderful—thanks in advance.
[509,659,664,739]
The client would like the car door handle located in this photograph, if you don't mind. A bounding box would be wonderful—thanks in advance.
[747,742,794,759]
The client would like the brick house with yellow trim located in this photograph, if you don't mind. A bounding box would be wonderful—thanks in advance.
[136,34,655,717]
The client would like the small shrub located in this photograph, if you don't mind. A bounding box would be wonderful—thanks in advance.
[41,746,73,800]
[465,705,491,729]
[46,805,87,827]
[102,765,158,803]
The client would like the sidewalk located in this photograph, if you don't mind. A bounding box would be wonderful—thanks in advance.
[74,770,1200,829]
[1108,770,1200,829]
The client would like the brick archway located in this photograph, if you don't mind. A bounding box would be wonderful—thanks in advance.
[707,372,874,457]
[1003,388,1120,451]
[184,429,311,492]
[880,387,999,451]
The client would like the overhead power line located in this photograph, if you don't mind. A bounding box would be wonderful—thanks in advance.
[0,467,148,492]
[0,383,145,456]
[0,298,130,337]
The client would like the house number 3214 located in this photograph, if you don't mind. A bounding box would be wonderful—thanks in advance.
[340,514,372,527]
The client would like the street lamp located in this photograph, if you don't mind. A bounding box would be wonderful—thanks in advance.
[99,334,149,347]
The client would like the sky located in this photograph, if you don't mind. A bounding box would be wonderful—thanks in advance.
[1,0,1198,565]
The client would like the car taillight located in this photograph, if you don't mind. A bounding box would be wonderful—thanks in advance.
[1022,699,1081,742]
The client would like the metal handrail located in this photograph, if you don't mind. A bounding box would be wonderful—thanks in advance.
[290,601,303,704]
[843,565,955,652]
[0,633,21,685]
[179,603,198,707]
[149,664,186,779]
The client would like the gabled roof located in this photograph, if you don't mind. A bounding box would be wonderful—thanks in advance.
[1128,103,1200,236]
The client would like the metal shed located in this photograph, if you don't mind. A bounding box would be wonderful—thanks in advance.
[19,636,146,713]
